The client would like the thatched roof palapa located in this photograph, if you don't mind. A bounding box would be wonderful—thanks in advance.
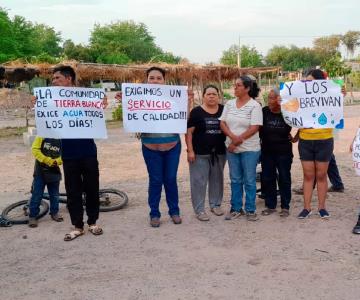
[1,61,280,84]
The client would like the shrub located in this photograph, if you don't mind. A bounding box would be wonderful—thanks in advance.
[112,105,123,121]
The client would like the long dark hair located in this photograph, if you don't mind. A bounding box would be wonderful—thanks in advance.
[306,69,326,80]
[239,75,260,98]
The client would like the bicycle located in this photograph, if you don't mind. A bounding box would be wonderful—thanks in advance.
[1,188,128,225]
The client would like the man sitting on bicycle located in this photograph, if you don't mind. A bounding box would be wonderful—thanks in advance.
[28,136,63,227]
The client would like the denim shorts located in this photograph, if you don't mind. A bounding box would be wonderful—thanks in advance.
[298,138,334,162]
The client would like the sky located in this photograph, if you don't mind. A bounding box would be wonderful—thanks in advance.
[2,0,360,64]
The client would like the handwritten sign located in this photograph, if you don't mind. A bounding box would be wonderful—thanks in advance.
[33,87,107,139]
[352,128,360,176]
[121,83,188,133]
[280,80,344,129]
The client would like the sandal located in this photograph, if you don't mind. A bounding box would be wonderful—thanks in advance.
[279,209,290,217]
[64,229,84,241]
[261,208,277,216]
[88,225,103,236]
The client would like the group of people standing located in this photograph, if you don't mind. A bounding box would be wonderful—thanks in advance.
[28,65,360,240]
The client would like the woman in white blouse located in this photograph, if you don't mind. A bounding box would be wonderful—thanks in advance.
[220,75,263,221]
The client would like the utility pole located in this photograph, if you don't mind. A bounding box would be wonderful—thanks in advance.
[237,35,241,68]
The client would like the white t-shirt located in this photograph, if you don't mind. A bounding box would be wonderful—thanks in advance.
[219,98,263,153]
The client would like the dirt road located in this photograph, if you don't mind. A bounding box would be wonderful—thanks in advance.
[0,106,360,300]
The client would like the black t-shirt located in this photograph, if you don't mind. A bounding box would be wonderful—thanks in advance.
[187,105,226,155]
[260,106,293,155]
[61,139,97,160]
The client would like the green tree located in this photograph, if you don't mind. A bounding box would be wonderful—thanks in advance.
[31,24,62,57]
[322,54,351,78]
[313,35,341,55]
[341,30,360,59]
[220,45,263,67]
[0,8,17,62]
[63,39,94,62]
[90,20,162,63]
[0,8,62,63]
[265,45,320,71]
[149,52,181,64]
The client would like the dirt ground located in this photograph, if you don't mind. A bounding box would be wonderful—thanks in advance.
[0,106,360,300]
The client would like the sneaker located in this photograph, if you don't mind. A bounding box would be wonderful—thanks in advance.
[224,209,245,220]
[28,217,38,228]
[150,217,160,228]
[246,212,259,221]
[297,209,312,219]
[328,186,344,193]
[171,215,182,224]
[210,207,224,216]
[51,213,64,222]
[352,220,360,234]
[197,212,210,221]
[318,209,330,219]
[279,209,290,217]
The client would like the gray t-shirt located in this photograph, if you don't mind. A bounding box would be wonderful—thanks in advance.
[219,98,263,153]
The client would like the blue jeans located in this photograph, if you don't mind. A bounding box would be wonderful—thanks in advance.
[261,152,293,210]
[142,142,181,218]
[29,175,60,218]
[328,154,344,189]
[227,150,260,213]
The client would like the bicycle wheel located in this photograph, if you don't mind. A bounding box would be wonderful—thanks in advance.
[99,189,128,212]
[43,192,67,204]
[1,200,49,225]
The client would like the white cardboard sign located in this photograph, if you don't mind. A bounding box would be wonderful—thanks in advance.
[34,86,107,139]
[121,83,188,133]
[280,80,344,129]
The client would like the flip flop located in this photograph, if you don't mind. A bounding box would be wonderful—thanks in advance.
[88,225,103,236]
[64,229,84,241]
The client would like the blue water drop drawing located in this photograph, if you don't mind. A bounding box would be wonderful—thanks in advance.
[318,113,327,125]
[279,82,284,90]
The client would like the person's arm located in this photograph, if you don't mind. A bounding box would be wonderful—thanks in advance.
[31,137,56,167]
[185,127,196,163]
[292,129,300,143]
[235,125,260,145]
[220,121,239,152]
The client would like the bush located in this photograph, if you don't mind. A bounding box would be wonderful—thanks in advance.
[222,92,233,100]
[112,105,123,121]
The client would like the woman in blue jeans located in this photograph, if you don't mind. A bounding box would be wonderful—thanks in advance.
[118,67,193,227]
[220,75,263,221]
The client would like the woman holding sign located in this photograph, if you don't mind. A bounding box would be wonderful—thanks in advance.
[296,69,334,219]
[186,85,226,221]
[220,75,262,221]
[117,67,193,228]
